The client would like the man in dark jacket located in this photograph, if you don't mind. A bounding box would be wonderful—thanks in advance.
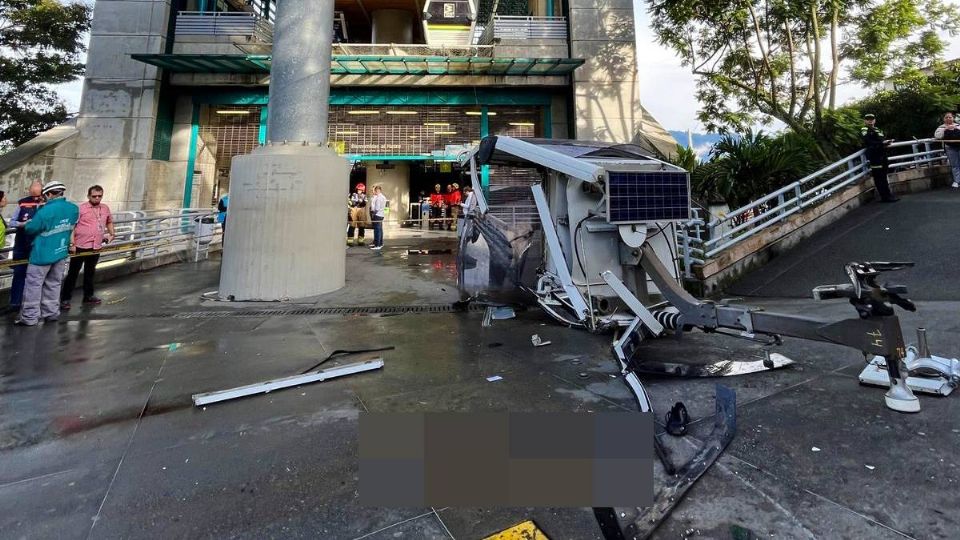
[861,113,898,203]
[8,181,44,311]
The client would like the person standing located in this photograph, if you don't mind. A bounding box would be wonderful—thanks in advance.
[458,185,476,235]
[14,181,79,326]
[217,192,229,234]
[861,113,898,203]
[0,191,7,253]
[60,185,115,310]
[346,183,368,246]
[8,181,45,311]
[446,183,462,231]
[369,184,387,251]
[934,112,960,188]
[429,184,445,230]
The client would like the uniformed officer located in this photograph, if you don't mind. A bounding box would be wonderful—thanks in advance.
[861,113,898,202]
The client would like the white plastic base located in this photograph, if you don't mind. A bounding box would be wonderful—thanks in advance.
[884,392,921,413]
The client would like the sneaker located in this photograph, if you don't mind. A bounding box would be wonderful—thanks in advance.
[346,238,354,246]
[953,181,959,189]
[60,301,71,311]
[13,318,37,327]
[44,315,60,323]
[82,297,102,305]
[374,245,383,250]
[358,238,366,245]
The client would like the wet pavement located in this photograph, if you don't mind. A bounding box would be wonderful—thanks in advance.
[2,226,959,539]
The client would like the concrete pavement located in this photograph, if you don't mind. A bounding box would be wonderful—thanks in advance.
[2,224,958,539]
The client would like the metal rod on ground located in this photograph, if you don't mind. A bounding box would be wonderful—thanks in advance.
[192,358,384,406]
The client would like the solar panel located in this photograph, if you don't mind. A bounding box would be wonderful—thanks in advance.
[606,170,690,224]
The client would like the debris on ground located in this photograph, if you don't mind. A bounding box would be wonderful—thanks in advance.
[492,306,516,320]
[811,447,821,452]
[486,375,504,382]
[531,334,552,347]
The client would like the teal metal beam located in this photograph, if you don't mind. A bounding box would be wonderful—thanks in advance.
[258,106,268,144]
[480,105,490,195]
[182,103,200,208]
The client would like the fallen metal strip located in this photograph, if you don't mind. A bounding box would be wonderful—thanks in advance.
[630,353,794,378]
[192,359,384,406]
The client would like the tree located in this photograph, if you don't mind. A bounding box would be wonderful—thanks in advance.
[692,129,821,208]
[646,0,958,158]
[0,0,91,151]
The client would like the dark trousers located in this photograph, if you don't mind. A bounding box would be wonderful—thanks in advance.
[61,248,101,301]
[9,249,29,306]
[871,166,894,201]
[372,215,384,247]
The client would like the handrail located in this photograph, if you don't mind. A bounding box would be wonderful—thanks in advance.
[0,209,222,285]
[676,137,947,267]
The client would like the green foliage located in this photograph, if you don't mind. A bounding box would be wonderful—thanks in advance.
[666,144,701,174]
[849,62,960,141]
[692,130,822,208]
[646,0,959,158]
[0,0,91,150]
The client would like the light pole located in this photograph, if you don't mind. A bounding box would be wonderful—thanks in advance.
[218,0,350,301]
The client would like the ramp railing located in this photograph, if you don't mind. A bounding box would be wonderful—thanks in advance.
[677,138,947,270]
[1,208,222,291]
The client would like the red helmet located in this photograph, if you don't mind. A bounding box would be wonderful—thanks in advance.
[355,183,366,191]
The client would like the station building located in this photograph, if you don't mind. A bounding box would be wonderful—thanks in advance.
[0,0,676,227]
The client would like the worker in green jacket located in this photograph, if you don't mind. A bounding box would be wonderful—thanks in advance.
[15,181,80,326]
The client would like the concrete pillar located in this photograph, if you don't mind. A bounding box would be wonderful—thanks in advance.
[372,9,415,44]
[72,0,171,210]
[567,0,676,155]
[219,0,350,300]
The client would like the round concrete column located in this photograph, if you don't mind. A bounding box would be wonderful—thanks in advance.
[219,1,349,301]
[267,0,335,143]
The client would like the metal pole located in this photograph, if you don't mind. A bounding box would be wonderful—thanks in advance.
[267,0,334,144]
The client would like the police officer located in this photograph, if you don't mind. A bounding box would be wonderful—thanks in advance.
[861,113,898,203]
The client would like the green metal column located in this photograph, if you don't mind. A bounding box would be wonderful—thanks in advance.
[546,0,554,16]
[543,103,553,138]
[199,0,208,11]
[258,105,269,144]
[182,103,200,208]
[480,105,490,196]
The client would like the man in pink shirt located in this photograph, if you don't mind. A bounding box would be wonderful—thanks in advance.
[60,185,115,309]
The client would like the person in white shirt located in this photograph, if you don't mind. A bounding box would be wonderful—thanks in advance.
[368,185,388,250]
[458,185,476,235]
[934,111,960,188]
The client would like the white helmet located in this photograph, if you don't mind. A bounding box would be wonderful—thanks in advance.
[41,181,66,196]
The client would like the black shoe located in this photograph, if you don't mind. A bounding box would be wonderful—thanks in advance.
[44,315,60,323]
[60,301,71,311]
[82,297,102,305]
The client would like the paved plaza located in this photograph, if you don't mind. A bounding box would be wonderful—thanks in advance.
[2,193,960,539]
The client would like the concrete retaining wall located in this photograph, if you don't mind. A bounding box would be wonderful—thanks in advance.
[699,165,953,295]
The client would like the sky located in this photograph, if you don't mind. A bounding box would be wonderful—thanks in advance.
[54,1,960,137]
[631,0,960,134]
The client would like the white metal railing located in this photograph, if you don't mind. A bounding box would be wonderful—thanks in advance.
[676,138,947,268]
[477,15,568,45]
[332,43,495,58]
[175,11,273,42]
[0,208,223,290]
